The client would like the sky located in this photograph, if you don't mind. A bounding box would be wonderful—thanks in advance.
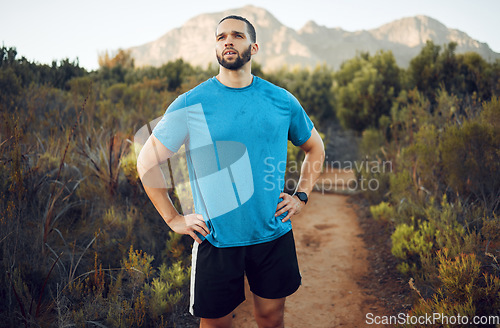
[2,0,499,71]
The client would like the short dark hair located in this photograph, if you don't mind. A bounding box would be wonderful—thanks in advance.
[217,15,256,43]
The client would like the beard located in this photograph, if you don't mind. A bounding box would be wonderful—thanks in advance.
[216,45,252,70]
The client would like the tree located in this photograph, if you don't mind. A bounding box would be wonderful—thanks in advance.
[279,65,336,122]
[408,41,441,103]
[158,59,193,91]
[98,49,135,69]
[0,46,18,67]
[0,45,86,90]
[334,51,401,132]
[458,52,493,100]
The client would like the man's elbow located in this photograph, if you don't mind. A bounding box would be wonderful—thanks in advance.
[308,134,325,157]
[316,143,326,163]
[136,158,146,180]
[319,145,326,159]
[136,150,150,180]
[311,137,325,167]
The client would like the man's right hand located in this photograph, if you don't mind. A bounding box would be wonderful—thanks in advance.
[167,213,210,244]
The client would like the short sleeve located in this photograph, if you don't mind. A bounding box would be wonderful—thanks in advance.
[152,94,189,153]
[287,91,314,146]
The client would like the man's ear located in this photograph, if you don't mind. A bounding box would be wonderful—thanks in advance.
[251,43,259,56]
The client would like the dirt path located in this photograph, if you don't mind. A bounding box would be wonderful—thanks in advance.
[232,170,390,328]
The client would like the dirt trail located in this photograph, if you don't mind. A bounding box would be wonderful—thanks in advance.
[232,169,390,328]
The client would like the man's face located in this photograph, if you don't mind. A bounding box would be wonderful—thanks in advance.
[215,19,254,70]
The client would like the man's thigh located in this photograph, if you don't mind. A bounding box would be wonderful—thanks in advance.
[245,230,301,299]
[190,240,246,319]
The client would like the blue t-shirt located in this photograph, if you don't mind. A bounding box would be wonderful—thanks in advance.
[152,76,313,247]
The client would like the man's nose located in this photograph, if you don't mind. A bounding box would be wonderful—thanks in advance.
[225,37,234,47]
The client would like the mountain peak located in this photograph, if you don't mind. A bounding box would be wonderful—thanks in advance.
[127,6,499,70]
[303,20,320,28]
[181,5,279,29]
[370,15,451,47]
[240,4,268,13]
[408,15,445,24]
[299,20,346,35]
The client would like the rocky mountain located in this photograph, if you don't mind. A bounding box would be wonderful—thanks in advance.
[127,5,499,71]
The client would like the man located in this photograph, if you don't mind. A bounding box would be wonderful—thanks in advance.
[137,15,325,328]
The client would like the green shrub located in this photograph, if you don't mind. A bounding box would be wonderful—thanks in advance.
[147,261,189,319]
[440,119,500,212]
[370,201,395,222]
[355,130,392,203]
[405,250,500,328]
[359,128,385,158]
[391,219,434,272]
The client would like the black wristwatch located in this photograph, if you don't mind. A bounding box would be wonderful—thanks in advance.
[294,191,308,204]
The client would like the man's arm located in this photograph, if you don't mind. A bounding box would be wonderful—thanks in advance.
[136,134,209,243]
[275,127,325,222]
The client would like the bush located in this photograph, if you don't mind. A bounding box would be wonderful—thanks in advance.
[370,201,395,222]
[371,91,499,319]
[440,103,500,213]
[334,51,401,132]
[405,250,500,328]
[391,219,434,274]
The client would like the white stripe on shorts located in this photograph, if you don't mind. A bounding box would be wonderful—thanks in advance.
[189,241,199,316]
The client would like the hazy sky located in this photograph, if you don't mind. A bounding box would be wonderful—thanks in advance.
[2,0,499,70]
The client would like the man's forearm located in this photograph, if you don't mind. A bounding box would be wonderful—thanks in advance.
[137,162,179,226]
[275,143,324,222]
[137,162,209,243]
[295,147,325,196]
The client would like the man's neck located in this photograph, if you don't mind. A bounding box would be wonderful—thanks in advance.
[216,64,253,88]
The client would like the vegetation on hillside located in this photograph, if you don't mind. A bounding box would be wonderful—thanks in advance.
[359,42,500,327]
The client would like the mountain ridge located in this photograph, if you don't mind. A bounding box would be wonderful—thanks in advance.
[127,5,499,71]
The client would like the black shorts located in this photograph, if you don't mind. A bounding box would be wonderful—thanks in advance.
[189,230,301,319]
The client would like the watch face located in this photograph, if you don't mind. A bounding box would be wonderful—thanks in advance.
[296,192,308,203]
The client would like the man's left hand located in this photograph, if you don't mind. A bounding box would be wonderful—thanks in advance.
[275,192,306,223]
